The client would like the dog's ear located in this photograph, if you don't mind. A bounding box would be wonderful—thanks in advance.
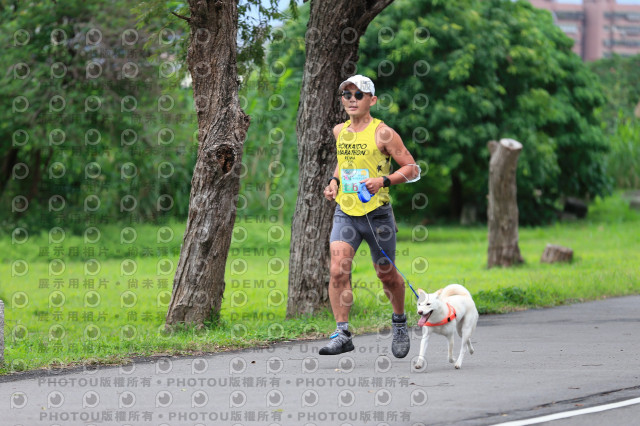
[418,288,426,294]
[435,288,443,299]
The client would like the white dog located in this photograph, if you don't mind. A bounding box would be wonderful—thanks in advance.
[414,284,478,369]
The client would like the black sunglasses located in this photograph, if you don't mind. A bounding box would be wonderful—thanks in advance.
[341,90,366,100]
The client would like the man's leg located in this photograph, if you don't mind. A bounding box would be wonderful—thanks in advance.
[375,262,411,358]
[364,205,411,359]
[374,263,405,316]
[328,241,355,322]
[320,241,357,355]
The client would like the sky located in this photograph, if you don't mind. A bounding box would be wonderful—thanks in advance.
[243,0,297,27]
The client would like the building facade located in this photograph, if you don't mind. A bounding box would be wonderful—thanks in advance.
[529,0,640,60]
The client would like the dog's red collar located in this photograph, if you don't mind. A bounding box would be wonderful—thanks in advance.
[425,303,457,327]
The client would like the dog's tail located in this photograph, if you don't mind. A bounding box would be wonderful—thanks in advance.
[439,284,472,299]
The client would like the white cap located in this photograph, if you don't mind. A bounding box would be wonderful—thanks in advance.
[338,75,375,96]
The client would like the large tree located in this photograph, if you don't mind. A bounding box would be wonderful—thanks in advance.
[163,0,249,325]
[286,0,394,317]
[137,0,286,326]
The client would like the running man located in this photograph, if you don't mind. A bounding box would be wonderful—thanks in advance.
[320,75,420,357]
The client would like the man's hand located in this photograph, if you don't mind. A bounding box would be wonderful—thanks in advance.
[324,182,338,200]
[361,177,384,194]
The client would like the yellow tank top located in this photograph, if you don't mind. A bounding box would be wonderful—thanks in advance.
[335,117,391,215]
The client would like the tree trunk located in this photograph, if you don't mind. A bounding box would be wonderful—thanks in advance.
[450,173,463,221]
[27,148,41,203]
[166,0,250,326]
[26,147,53,206]
[487,139,524,268]
[287,0,394,317]
[0,147,19,197]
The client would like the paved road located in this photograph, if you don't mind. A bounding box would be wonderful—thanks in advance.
[1,296,640,425]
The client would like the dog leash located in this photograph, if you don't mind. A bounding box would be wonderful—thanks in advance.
[361,196,420,301]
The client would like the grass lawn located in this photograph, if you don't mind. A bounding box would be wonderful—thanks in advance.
[0,192,638,374]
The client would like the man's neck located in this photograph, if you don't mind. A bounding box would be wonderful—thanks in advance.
[348,113,374,131]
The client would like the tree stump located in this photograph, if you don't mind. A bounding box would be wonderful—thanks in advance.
[541,244,573,263]
[487,139,525,268]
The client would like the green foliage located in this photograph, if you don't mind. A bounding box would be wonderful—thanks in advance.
[134,0,298,81]
[605,115,640,188]
[266,0,611,224]
[236,0,297,79]
[0,0,197,234]
[0,0,620,233]
[239,70,301,221]
[589,55,640,189]
[589,54,640,128]
[132,1,190,72]
[354,0,610,224]
[588,188,640,223]
[0,0,301,234]
[236,8,308,221]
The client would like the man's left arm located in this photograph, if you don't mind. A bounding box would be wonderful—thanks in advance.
[385,130,420,185]
[363,125,420,194]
